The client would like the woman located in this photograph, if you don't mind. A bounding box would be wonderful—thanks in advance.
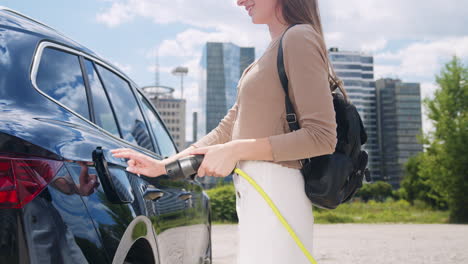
[112,0,344,263]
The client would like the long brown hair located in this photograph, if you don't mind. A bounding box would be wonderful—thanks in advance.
[276,0,348,101]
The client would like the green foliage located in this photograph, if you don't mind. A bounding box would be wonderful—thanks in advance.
[355,181,393,202]
[400,153,446,209]
[206,184,238,223]
[391,187,407,201]
[206,185,448,225]
[314,212,354,223]
[418,55,468,223]
[313,199,449,224]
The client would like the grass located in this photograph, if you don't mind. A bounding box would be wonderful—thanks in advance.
[313,199,449,224]
[212,198,450,224]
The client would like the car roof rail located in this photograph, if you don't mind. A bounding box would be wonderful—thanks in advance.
[0,6,63,35]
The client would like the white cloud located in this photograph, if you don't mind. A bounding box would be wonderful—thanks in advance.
[315,0,468,54]
[96,0,274,51]
[321,0,468,39]
[147,65,173,74]
[96,0,244,29]
[96,0,468,138]
[97,0,468,49]
[361,37,388,53]
[375,36,468,80]
[147,29,236,58]
[96,2,133,27]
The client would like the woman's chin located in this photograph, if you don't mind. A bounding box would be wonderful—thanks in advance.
[250,16,264,24]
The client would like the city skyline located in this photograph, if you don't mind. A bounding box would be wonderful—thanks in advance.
[2,0,467,142]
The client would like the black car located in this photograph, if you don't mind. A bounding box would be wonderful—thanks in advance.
[0,6,211,264]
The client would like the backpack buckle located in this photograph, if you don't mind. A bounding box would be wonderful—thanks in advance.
[299,158,311,167]
[286,113,297,123]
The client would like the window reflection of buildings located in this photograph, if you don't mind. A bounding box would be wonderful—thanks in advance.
[131,119,154,151]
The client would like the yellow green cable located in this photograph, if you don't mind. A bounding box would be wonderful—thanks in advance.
[233,167,318,264]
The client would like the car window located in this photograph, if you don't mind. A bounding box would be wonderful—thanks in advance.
[83,59,120,138]
[36,48,90,120]
[95,64,154,152]
[137,92,177,158]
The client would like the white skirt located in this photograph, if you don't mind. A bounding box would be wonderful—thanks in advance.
[232,160,315,264]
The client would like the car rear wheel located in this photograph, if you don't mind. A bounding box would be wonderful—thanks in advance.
[123,238,158,264]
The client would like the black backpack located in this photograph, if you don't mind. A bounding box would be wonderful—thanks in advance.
[277,24,372,209]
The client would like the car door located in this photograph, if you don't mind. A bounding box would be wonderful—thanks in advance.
[135,91,211,264]
[62,57,159,262]
[134,90,194,264]
[136,92,211,263]
[31,45,138,263]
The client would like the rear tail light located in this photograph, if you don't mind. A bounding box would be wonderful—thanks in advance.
[0,153,63,208]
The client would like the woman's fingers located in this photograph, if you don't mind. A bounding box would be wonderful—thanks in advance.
[188,147,208,155]
[112,151,141,161]
[198,163,217,177]
[110,148,131,153]
[110,148,163,177]
[127,159,136,167]
[111,149,136,156]
[111,148,142,159]
[197,162,205,177]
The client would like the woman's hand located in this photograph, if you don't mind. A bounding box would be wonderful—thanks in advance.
[188,143,239,177]
[110,148,165,177]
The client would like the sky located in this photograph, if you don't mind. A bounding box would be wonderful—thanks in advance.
[2,0,467,142]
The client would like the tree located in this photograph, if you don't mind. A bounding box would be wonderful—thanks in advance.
[400,153,446,209]
[420,55,468,223]
[356,181,393,202]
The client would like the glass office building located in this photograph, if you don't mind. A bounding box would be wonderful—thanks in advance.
[198,42,255,137]
[376,78,423,188]
[198,42,255,188]
[328,47,381,181]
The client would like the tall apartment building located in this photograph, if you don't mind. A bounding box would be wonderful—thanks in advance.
[198,42,255,137]
[197,42,255,188]
[328,47,381,181]
[376,78,423,188]
[142,85,186,151]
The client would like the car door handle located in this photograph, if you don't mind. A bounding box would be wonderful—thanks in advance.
[178,191,192,201]
[93,146,133,204]
[143,186,164,201]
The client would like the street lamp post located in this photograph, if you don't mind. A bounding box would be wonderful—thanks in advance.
[171,66,188,99]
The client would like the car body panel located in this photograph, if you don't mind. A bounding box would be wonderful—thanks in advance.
[0,7,211,264]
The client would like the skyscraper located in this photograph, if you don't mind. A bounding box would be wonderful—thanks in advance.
[198,42,255,139]
[197,42,255,188]
[376,78,423,188]
[328,47,381,181]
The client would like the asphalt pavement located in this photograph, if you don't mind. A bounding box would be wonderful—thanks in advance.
[212,223,468,264]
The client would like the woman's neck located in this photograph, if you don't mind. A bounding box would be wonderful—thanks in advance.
[267,20,289,42]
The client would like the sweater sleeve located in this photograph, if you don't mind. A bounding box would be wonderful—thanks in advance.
[267,24,337,162]
[191,100,238,148]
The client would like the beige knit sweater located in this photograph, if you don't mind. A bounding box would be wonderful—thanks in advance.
[191,23,337,170]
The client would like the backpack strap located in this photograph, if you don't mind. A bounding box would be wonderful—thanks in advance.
[277,24,339,138]
[277,23,300,132]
